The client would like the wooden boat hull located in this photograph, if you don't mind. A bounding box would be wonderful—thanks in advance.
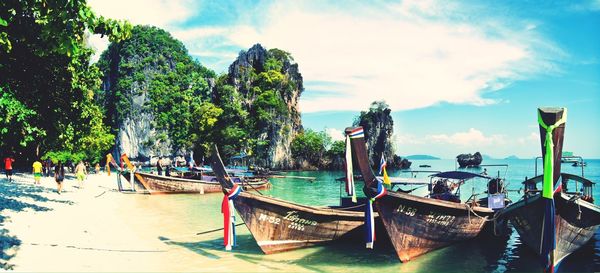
[499,192,600,265]
[233,192,368,254]
[376,191,493,262]
[126,172,270,194]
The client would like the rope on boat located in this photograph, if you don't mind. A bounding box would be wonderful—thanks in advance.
[464,203,499,223]
[243,180,264,195]
[567,195,583,220]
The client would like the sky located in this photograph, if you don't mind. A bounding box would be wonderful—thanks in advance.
[88,0,600,159]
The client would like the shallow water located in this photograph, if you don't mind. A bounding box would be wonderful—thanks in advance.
[122,159,600,272]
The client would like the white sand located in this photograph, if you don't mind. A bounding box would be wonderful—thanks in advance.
[0,173,321,273]
[0,173,174,272]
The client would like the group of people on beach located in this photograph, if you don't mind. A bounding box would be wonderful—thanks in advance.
[154,155,198,176]
[3,154,102,194]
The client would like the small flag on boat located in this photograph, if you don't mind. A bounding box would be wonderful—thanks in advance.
[365,179,387,249]
[222,183,242,250]
[379,154,391,185]
[345,135,357,203]
[349,127,364,139]
[538,108,567,272]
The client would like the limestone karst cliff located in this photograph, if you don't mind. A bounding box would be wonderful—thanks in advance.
[97,25,214,160]
[218,44,304,169]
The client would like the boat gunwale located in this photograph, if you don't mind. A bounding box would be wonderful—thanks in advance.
[238,192,366,218]
[384,189,494,214]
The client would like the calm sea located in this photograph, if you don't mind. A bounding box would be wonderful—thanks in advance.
[125,159,600,272]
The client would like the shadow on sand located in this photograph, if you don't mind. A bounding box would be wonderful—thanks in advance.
[0,175,72,269]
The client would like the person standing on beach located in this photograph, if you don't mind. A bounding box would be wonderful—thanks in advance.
[32,159,43,185]
[95,163,101,174]
[54,161,65,194]
[157,157,163,176]
[75,161,87,189]
[45,158,52,177]
[4,155,15,182]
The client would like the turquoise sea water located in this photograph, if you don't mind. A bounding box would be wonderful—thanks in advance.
[128,159,600,272]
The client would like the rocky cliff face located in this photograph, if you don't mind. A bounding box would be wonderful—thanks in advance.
[97,26,212,160]
[456,152,483,168]
[225,44,303,169]
[355,102,395,168]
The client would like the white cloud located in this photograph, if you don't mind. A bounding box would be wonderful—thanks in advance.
[88,0,198,28]
[217,1,562,112]
[425,128,505,146]
[394,133,423,145]
[325,128,345,142]
[87,0,200,62]
[518,132,539,145]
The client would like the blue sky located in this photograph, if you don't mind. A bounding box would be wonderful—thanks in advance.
[89,0,600,159]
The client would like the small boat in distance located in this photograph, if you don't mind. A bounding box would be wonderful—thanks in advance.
[572,161,587,167]
[561,151,579,163]
[419,164,431,168]
[496,108,600,272]
[209,144,378,254]
[347,126,497,262]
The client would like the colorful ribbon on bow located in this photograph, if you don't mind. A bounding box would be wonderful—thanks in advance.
[365,178,387,249]
[538,108,567,273]
[222,183,242,250]
[345,135,357,203]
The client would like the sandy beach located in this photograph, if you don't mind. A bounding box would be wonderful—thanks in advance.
[0,172,333,272]
[0,172,176,271]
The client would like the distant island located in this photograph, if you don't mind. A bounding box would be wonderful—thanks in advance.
[405,155,440,160]
[504,155,520,160]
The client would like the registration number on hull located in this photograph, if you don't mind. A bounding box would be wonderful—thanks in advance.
[394,205,456,226]
[258,211,318,231]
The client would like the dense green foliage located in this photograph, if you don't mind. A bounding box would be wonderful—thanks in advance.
[353,100,395,167]
[0,0,130,164]
[290,129,346,169]
[291,129,331,166]
[0,88,45,147]
[97,26,219,156]
[212,48,299,162]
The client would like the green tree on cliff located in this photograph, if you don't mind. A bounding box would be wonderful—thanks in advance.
[291,129,332,167]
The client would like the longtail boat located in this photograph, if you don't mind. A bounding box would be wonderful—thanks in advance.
[123,171,271,194]
[119,154,270,194]
[496,108,600,271]
[346,126,496,262]
[209,145,376,254]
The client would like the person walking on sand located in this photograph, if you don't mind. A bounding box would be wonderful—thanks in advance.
[75,161,87,189]
[32,159,43,185]
[95,163,101,174]
[54,161,65,194]
[4,155,15,182]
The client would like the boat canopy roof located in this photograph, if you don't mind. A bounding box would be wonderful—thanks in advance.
[430,171,490,180]
[523,173,595,186]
